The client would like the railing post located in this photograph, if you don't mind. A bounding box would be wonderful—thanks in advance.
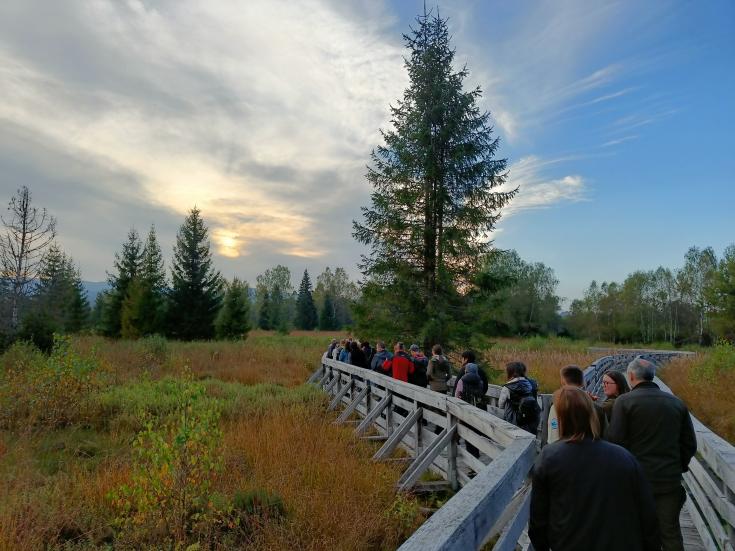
[447,412,458,491]
[414,400,422,457]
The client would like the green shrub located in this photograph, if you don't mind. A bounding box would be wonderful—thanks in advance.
[0,335,105,430]
[690,340,735,382]
[109,375,223,547]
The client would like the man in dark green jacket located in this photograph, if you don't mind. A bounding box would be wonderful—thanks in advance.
[608,358,697,551]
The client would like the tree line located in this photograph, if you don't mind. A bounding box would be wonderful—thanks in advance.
[566,245,735,345]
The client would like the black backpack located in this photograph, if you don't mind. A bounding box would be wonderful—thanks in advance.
[506,379,541,433]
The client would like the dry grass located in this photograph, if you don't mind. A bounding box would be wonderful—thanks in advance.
[0,332,421,550]
[660,352,735,444]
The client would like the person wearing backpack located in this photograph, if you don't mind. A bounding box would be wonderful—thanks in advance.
[499,361,541,435]
[455,363,485,406]
[427,344,452,394]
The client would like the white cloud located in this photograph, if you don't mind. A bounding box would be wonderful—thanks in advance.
[502,156,588,215]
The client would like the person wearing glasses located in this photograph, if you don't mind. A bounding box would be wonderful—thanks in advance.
[601,370,629,422]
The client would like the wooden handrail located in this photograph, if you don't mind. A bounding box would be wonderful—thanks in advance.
[312,355,536,550]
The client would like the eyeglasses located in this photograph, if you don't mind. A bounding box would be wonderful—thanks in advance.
[603,381,615,386]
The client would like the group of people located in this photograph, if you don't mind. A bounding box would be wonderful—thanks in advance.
[326,339,698,551]
[529,357,697,551]
[325,338,492,404]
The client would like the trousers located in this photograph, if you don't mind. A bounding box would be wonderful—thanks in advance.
[653,485,686,551]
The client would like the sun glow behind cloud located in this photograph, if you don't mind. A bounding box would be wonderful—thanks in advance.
[0,0,406,260]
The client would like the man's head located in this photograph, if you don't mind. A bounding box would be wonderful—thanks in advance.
[409,344,420,356]
[461,350,476,365]
[376,341,386,351]
[627,357,656,387]
[560,365,585,388]
[394,342,405,353]
[432,344,443,356]
[506,361,527,380]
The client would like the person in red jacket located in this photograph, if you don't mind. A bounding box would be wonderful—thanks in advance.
[382,342,414,382]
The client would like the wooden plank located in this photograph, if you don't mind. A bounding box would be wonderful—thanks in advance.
[306,366,323,384]
[447,398,528,448]
[684,471,730,549]
[689,457,735,527]
[323,374,339,394]
[361,435,389,441]
[457,445,487,475]
[412,480,451,494]
[494,485,532,551]
[328,379,352,411]
[316,370,330,388]
[355,392,392,436]
[398,437,536,551]
[456,424,504,460]
[335,385,370,424]
[374,408,423,461]
[682,494,717,551]
[398,425,458,492]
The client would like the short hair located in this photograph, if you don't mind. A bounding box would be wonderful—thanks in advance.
[554,386,600,442]
[627,357,655,381]
[409,344,420,352]
[377,341,386,350]
[603,370,630,395]
[461,350,476,363]
[361,340,370,348]
[350,341,359,352]
[506,361,527,379]
[432,344,443,355]
[396,342,405,351]
[505,362,526,379]
[560,365,585,387]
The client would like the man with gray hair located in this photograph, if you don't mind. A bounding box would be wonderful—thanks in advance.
[608,357,697,551]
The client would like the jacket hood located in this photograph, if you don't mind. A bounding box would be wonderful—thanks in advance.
[466,363,479,374]
[505,377,533,393]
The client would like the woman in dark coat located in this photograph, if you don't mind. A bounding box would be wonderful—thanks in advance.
[601,370,629,422]
[349,341,368,369]
[529,386,660,551]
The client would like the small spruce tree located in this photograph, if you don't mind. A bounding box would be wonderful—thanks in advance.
[215,278,251,340]
[319,293,338,330]
[104,229,143,337]
[258,290,271,330]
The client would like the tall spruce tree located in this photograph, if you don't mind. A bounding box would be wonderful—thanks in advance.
[104,229,143,336]
[352,10,515,346]
[294,269,318,330]
[215,278,251,339]
[168,208,223,340]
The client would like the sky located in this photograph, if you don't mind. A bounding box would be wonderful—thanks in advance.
[1,0,733,304]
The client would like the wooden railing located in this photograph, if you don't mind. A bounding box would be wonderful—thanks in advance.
[309,355,537,551]
[583,351,735,550]
[311,349,735,550]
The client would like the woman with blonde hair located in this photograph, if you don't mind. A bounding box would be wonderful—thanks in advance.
[529,386,660,551]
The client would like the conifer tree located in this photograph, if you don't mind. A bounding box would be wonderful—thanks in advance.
[258,290,271,330]
[215,278,251,339]
[319,293,338,330]
[294,269,318,330]
[352,10,515,346]
[34,243,89,333]
[168,208,223,340]
[121,226,167,338]
[65,262,90,332]
[104,229,143,336]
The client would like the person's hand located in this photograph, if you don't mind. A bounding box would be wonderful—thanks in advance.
[587,391,599,401]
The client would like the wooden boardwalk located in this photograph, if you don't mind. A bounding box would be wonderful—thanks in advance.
[313,349,735,551]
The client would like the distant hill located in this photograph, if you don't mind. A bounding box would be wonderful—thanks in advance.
[82,281,110,303]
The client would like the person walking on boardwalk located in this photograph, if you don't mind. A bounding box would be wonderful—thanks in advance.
[601,370,629,422]
[370,341,392,372]
[547,365,607,443]
[381,342,414,383]
[499,361,540,434]
[529,386,660,551]
[349,341,368,369]
[409,344,429,387]
[456,351,489,397]
[608,357,697,551]
[427,344,452,394]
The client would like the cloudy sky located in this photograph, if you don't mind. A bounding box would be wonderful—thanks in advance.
[1,0,733,303]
